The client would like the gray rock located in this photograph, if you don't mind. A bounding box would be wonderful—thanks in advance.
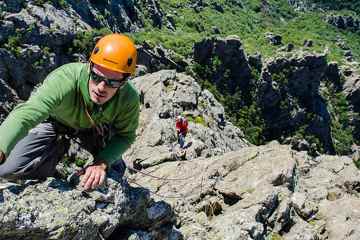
[0,20,15,43]
[248,53,262,71]
[125,70,249,168]
[303,39,313,47]
[266,32,282,45]
[131,142,297,240]
[0,176,179,239]
[3,0,25,13]
[328,15,360,32]
[137,44,188,73]
[211,25,221,34]
[211,2,224,13]
[279,43,295,52]
[344,73,360,112]
[145,0,164,28]
[325,62,341,89]
[0,77,20,123]
[193,35,253,93]
[0,46,57,99]
[258,53,335,154]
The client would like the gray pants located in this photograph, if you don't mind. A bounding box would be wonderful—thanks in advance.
[0,121,125,180]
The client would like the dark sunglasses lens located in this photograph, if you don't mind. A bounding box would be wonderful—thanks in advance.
[107,80,123,88]
[91,72,103,83]
[91,71,126,88]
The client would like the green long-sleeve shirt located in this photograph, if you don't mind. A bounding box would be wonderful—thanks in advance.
[0,62,140,165]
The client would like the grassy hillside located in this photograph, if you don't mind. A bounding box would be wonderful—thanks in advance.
[131,0,360,64]
[130,0,360,154]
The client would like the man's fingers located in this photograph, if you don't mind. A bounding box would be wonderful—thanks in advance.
[84,173,95,190]
[99,173,106,186]
[81,168,91,186]
[91,173,101,189]
[80,164,107,190]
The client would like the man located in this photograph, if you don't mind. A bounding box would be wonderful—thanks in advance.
[0,33,140,190]
[175,116,188,149]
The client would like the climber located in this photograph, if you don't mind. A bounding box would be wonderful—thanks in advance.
[0,33,139,191]
[176,116,188,149]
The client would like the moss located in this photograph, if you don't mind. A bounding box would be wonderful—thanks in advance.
[195,116,206,126]
[69,28,112,57]
[267,232,284,240]
[245,188,255,194]
[75,158,87,167]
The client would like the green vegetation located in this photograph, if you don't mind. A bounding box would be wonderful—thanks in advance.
[186,115,207,127]
[267,232,284,240]
[311,0,360,14]
[3,0,360,153]
[323,88,357,155]
[33,0,67,9]
[131,0,360,63]
[132,0,360,150]
[69,28,112,58]
[5,30,23,57]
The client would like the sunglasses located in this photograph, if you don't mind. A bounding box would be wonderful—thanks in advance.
[90,71,127,88]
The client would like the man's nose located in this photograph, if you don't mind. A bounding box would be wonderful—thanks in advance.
[97,81,107,91]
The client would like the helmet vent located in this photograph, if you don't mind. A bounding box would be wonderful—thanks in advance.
[127,58,133,67]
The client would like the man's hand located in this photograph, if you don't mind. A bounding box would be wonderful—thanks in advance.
[0,151,5,164]
[80,161,107,191]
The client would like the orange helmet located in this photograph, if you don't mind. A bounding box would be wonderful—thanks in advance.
[90,33,137,75]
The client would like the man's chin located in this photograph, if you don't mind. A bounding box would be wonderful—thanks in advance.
[90,95,106,105]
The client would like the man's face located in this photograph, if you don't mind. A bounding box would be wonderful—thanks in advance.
[88,63,126,105]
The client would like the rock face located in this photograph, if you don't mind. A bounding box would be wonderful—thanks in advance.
[344,71,360,112]
[0,0,165,97]
[265,32,282,46]
[258,53,335,154]
[0,170,181,240]
[0,74,21,123]
[193,35,253,94]
[131,141,360,240]
[136,43,188,75]
[327,15,360,32]
[125,70,249,169]
[0,0,178,102]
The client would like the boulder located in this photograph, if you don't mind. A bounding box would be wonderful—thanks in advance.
[193,35,253,94]
[131,141,360,239]
[265,32,282,45]
[258,53,335,153]
[136,44,188,73]
[344,72,360,112]
[328,15,360,32]
[125,70,249,169]
[0,173,180,239]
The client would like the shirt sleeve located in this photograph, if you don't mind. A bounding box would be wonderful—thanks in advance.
[0,66,74,157]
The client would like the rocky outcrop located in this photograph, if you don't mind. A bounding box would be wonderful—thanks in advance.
[0,170,181,240]
[136,43,188,75]
[193,35,253,94]
[344,69,360,112]
[0,2,93,99]
[131,141,360,240]
[125,70,249,169]
[287,0,313,11]
[327,15,360,32]
[1,0,143,34]
[258,53,335,154]
[0,1,180,101]
[265,32,282,46]
[0,77,20,123]
[0,46,57,100]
